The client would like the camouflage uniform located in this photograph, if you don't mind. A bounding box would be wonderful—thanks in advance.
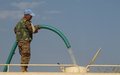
[14,18,40,71]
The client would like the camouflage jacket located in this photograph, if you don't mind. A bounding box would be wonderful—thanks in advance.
[14,18,39,42]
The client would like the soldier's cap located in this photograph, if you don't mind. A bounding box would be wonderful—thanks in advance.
[24,9,35,16]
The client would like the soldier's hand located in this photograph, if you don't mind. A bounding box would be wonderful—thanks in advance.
[34,25,40,33]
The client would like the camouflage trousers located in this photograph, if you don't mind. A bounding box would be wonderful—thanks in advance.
[18,40,31,70]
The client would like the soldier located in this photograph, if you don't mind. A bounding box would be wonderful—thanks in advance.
[14,9,40,72]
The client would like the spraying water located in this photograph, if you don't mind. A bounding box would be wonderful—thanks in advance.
[67,48,77,65]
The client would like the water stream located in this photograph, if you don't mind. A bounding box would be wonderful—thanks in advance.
[67,48,77,65]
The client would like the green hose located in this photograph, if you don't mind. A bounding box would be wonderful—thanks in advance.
[39,24,71,48]
[3,41,18,72]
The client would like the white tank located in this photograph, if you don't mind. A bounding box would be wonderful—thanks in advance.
[64,66,88,73]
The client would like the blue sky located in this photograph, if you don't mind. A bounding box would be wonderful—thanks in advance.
[0,0,120,71]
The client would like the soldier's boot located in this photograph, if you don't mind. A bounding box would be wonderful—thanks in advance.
[21,67,27,72]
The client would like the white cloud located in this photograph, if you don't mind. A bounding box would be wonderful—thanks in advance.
[41,10,62,20]
[11,1,46,9]
[41,16,51,20]
[0,28,8,32]
[45,10,62,14]
[0,10,22,19]
[0,1,46,20]
[0,1,62,20]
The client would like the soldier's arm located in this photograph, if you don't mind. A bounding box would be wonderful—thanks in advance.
[25,21,33,33]
[25,22,40,33]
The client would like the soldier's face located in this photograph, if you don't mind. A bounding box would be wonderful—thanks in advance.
[24,14,32,21]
